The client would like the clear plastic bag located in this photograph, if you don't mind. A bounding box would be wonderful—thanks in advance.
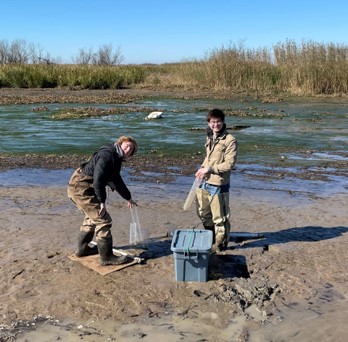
[129,206,147,247]
[183,177,202,211]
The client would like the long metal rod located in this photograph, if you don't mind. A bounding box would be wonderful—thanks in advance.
[230,232,264,239]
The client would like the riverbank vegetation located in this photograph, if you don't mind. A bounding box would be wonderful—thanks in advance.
[1,39,348,96]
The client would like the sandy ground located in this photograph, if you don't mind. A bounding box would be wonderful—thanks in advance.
[1,88,347,341]
[0,180,347,341]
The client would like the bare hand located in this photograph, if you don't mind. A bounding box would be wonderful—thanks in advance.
[98,203,106,217]
[127,199,137,208]
[195,167,209,179]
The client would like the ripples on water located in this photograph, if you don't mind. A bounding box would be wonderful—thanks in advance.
[0,97,347,197]
[1,97,347,157]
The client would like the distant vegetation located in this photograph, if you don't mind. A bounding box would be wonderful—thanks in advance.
[0,64,146,89]
[1,38,348,96]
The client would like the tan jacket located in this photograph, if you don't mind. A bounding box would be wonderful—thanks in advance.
[202,129,237,186]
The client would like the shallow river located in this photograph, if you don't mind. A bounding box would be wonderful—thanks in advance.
[0,96,347,197]
[1,96,347,158]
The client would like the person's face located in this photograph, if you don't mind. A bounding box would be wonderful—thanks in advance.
[121,141,134,158]
[208,118,223,134]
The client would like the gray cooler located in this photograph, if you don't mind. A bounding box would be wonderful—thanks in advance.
[171,229,213,282]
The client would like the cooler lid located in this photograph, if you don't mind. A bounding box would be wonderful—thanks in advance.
[171,229,213,253]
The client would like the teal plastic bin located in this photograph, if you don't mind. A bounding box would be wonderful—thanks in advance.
[171,229,213,282]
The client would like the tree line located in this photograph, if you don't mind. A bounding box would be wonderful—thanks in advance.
[0,39,123,65]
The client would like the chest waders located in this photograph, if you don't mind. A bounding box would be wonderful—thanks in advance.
[68,168,127,265]
[195,186,230,252]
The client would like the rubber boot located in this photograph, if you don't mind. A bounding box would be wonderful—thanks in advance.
[203,225,217,253]
[75,231,98,257]
[215,233,226,253]
[203,225,216,244]
[215,219,231,253]
[97,237,128,266]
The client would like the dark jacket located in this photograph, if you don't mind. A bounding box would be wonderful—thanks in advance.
[81,143,131,203]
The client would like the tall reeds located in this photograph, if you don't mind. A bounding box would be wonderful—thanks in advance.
[169,40,348,95]
[132,40,348,95]
[1,40,348,95]
[274,39,348,94]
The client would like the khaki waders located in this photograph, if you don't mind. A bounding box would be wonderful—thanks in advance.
[67,168,127,265]
[196,188,230,251]
[67,168,113,239]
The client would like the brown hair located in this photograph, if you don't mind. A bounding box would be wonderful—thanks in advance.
[206,108,225,122]
[117,136,138,156]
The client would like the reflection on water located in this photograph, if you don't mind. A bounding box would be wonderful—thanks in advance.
[0,164,345,206]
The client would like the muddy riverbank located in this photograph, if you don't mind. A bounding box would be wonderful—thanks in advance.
[1,88,347,341]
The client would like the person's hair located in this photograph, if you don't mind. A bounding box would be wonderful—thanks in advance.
[206,108,225,122]
[117,136,138,156]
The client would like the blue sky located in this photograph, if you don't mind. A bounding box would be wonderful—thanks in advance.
[1,0,347,64]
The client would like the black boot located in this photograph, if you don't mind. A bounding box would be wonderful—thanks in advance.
[75,231,98,257]
[203,225,216,244]
[97,237,128,266]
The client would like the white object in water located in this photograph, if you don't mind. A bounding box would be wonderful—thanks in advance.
[183,177,202,211]
[146,111,163,119]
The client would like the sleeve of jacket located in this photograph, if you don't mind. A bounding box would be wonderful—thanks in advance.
[210,135,237,174]
[112,175,131,201]
[92,154,111,203]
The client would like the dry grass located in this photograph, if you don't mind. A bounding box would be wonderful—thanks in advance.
[1,40,348,96]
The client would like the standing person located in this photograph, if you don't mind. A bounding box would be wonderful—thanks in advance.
[68,136,138,266]
[195,109,237,253]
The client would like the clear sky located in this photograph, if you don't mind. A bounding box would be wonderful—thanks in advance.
[1,0,347,64]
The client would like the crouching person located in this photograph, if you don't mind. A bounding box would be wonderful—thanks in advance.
[67,136,138,265]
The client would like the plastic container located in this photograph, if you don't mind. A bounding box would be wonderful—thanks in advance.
[183,177,202,211]
[171,229,213,282]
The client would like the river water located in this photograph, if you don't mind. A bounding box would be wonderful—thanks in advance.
[0,96,347,197]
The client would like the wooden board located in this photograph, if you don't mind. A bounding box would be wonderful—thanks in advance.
[68,253,140,275]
